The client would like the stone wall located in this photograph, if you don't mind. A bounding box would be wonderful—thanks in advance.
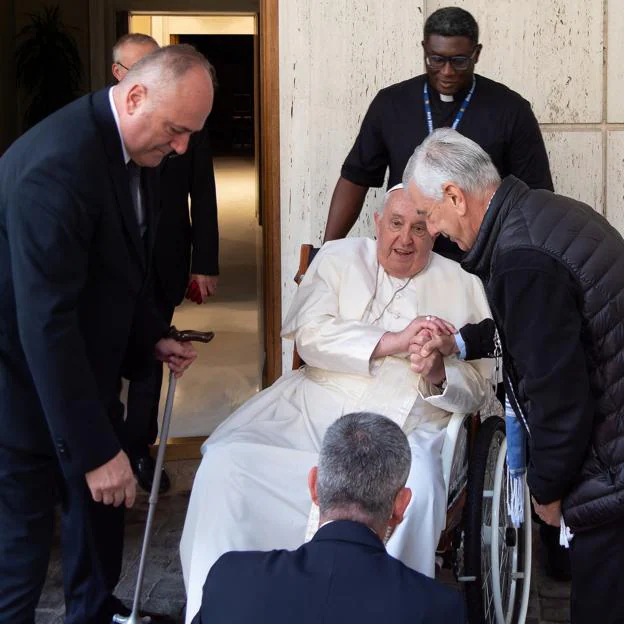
[279,0,617,367]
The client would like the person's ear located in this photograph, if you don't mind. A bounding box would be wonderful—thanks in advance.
[112,63,123,82]
[473,43,483,64]
[388,487,412,528]
[443,183,467,216]
[308,466,319,505]
[126,84,148,115]
[374,211,383,235]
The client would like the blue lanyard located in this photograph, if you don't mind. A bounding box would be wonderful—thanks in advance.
[423,76,476,135]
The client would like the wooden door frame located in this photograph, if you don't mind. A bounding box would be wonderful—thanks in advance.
[258,0,281,386]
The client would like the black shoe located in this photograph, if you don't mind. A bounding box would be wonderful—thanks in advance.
[539,523,571,581]
[130,451,171,494]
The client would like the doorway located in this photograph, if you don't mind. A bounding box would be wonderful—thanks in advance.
[90,0,281,388]
[178,31,259,438]
[123,12,274,445]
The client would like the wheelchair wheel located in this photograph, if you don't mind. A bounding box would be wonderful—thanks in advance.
[462,416,532,623]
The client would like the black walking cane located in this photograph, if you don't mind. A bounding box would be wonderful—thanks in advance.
[113,327,214,624]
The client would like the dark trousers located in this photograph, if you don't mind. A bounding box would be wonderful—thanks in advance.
[569,520,624,623]
[0,445,125,624]
[126,279,175,455]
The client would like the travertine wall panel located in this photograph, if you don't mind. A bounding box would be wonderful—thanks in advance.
[542,131,604,212]
[426,0,603,123]
[606,132,624,234]
[279,0,423,363]
[278,0,620,371]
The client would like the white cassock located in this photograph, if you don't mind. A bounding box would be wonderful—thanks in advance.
[180,238,494,623]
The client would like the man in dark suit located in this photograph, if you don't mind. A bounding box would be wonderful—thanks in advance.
[112,34,220,493]
[0,45,214,623]
[191,412,466,624]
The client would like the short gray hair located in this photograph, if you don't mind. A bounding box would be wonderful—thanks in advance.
[112,33,158,64]
[402,128,501,201]
[121,43,216,92]
[317,412,411,526]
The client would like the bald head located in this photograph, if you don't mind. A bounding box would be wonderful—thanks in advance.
[113,44,215,167]
[111,33,159,82]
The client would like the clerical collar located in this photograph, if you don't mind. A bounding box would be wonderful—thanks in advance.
[427,79,473,105]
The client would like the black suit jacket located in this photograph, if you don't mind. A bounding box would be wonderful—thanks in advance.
[191,520,467,624]
[0,89,167,477]
[154,124,219,307]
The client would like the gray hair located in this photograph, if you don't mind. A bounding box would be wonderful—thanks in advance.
[121,43,217,93]
[402,128,501,201]
[424,7,479,44]
[317,412,411,526]
[112,33,158,64]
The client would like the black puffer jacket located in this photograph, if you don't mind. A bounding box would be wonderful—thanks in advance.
[462,176,624,532]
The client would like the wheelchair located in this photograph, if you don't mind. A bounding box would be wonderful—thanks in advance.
[294,244,532,624]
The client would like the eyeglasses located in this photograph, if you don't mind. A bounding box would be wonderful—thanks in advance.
[116,61,130,71]
[425,50,477,72]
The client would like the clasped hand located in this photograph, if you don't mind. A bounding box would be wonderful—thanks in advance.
[407,316,459,386]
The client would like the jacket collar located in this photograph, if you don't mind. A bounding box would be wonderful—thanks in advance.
[461,175,529,280]
[311,519,385,551]
[91,88,147,270]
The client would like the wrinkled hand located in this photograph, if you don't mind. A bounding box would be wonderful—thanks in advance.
[419,332,460,358]
[85,450,136,508]
[154,337,197,378]
[373,316,456,359]
[409,333,446,385]
[186,274,218,303]
[532,497,562,527]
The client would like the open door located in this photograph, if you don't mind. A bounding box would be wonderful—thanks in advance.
[97,1,280,459]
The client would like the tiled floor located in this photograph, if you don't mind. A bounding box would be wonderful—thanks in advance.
[159,155,262,439]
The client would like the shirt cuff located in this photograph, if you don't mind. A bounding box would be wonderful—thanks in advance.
[418,357,483,414]
[455,332,467,360]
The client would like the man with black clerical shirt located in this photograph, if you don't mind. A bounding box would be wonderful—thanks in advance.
[324,6,553,263]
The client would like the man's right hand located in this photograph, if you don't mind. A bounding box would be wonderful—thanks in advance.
[411,330,460,357]
[373,316,455,358]
[85,450,137,508]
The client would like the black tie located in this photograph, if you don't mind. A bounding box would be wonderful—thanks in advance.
[127,160,146,237]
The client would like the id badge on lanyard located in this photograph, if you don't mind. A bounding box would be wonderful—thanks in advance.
[423,76,476,135]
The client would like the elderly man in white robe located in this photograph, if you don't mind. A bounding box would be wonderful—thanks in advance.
[180,185,494,623]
